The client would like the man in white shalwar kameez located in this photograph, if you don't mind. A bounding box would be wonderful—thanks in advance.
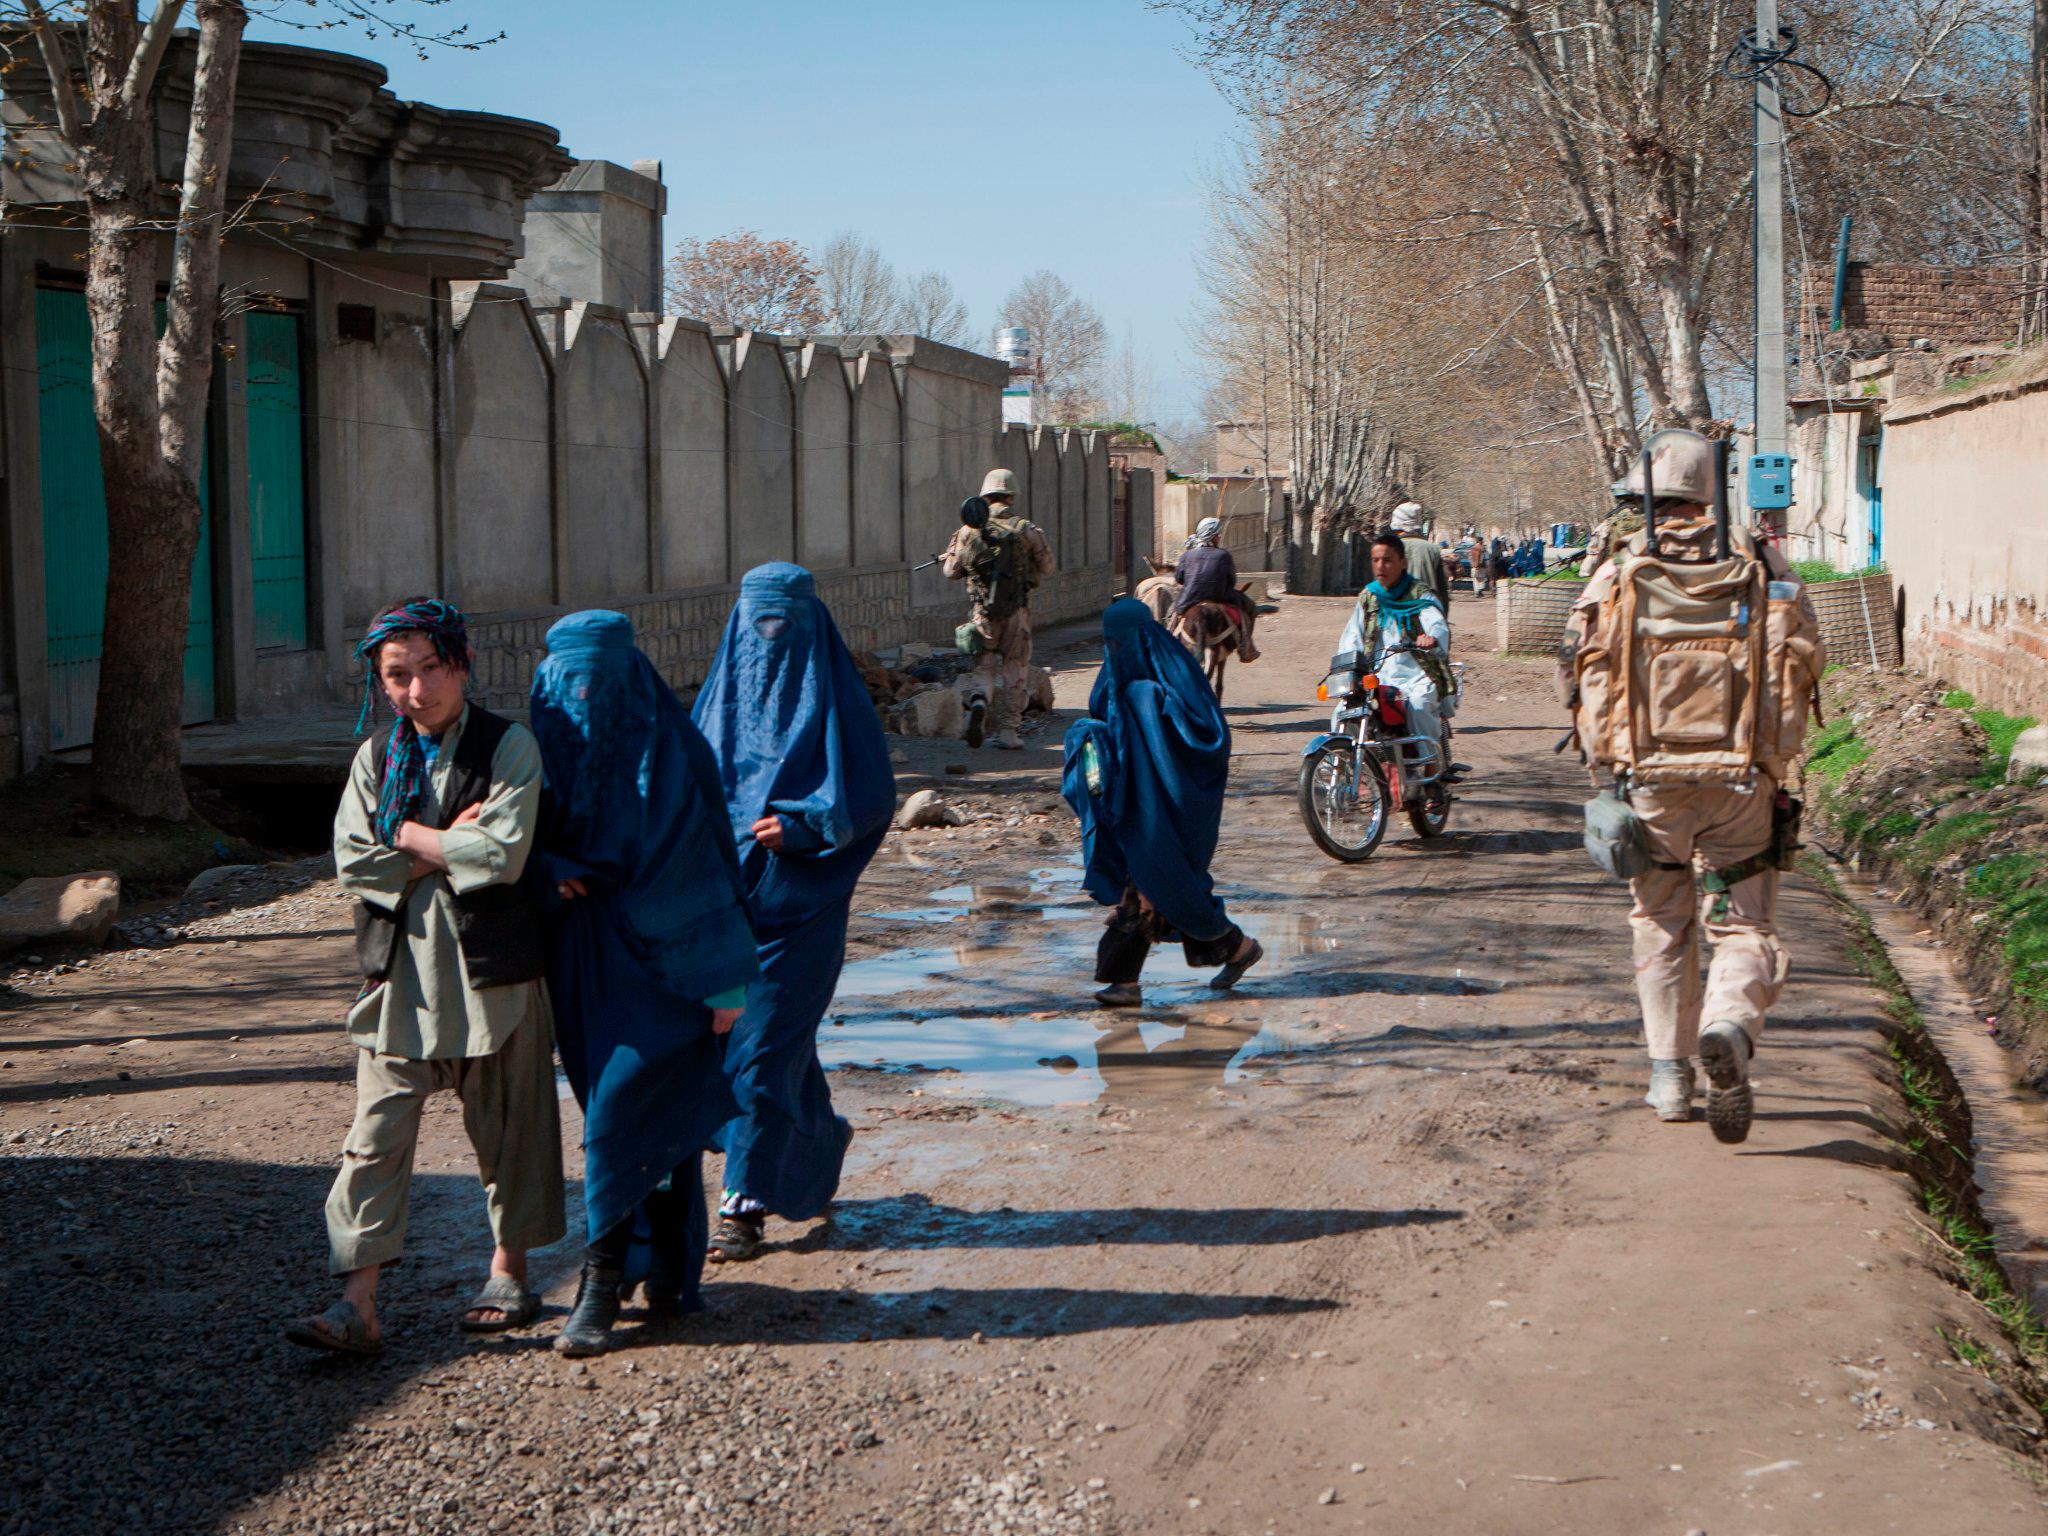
[1338,531,1456,764]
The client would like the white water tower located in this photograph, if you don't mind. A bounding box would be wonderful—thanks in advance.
[996,326,1035,426]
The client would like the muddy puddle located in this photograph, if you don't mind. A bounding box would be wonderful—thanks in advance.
[825,864,1343,1109]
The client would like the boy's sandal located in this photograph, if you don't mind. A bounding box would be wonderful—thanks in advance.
[707,1212,766,1264]
[284,1299,383,1357]
[458,1274,541,1333]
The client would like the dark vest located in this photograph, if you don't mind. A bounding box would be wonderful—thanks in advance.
[352,706,545,991]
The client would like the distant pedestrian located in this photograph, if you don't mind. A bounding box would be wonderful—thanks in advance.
[1390,500,1451,611]
[528,610,757,1356]
[943,469,1056,750]
[287,599,563,1357]
[1064,599,1263,1008]
[692,564,895,1261]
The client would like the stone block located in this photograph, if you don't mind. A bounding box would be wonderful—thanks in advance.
[2007,725,2048,784]
[892,686,963,739]
[1026,664,1056,713]
[897,789,963,829]
[0,872,121,952]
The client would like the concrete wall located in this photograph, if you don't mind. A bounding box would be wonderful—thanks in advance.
[553,304,651,606]
[724,331,797,574]
[1882,346,2048,717]
[796,344,853,572]
[509,159,666,314]
[647,318,727,590]
[1153,481,1265,570]
[448,286,554,612]
[0,247,1122,775]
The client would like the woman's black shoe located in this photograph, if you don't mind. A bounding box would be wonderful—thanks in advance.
[554,1263,623,1357]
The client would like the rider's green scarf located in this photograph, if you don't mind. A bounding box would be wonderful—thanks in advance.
[1353,575,1455,700]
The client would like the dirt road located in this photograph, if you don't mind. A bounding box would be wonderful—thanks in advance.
[3,590,2043,1534]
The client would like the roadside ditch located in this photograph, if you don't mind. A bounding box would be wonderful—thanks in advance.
[1804,669,2048,1429]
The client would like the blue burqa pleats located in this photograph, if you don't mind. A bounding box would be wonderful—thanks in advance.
[692,563,895,1220]
[529,610,758,1303]
[1062,598,1234,941]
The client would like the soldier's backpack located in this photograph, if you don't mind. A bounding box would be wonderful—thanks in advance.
[957,515,1038,621]
[1571,502,1824,785]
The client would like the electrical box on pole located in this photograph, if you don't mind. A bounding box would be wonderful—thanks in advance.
[1751,0,1791,539]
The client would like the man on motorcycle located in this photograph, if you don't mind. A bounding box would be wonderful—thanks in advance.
[1337,532,1456,781]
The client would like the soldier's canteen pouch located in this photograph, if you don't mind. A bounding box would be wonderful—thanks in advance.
[1583,790,1654,882]
[955,622,985,657]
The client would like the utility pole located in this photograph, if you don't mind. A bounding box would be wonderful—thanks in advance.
[1750,0,1793,540]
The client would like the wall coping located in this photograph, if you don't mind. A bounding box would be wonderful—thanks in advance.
[1886,343,2048,426]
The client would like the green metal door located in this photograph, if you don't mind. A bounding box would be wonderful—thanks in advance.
[243,311,308,650]
[36,287,215,750]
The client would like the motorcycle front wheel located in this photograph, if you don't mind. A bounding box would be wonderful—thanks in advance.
[1298,740,1389,862]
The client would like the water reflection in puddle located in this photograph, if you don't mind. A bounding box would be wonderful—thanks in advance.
[825,885,1335,1107]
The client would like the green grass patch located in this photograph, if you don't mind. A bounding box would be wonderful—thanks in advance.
[1806,717,1869,787]
[1941,1326,1992,1369]
[1903,810,1999,870]
[1965,853,2048,1014]
[1938,689,2037,786]
[1791,560,1887,586]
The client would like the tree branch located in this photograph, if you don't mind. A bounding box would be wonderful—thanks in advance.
[23,0,86,149]
[121,0,188,114]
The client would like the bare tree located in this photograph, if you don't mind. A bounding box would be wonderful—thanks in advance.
[664,229,827,332]
[7,1,496,818]
[817,231,901,333]
[1105,325,1154,422]
[900,269,973,347]
[1000,269,1107,421]
[1175,0,2033,472]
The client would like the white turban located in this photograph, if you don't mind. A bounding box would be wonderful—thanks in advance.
[1195,516,1223,543]
[1390,501,1425,533]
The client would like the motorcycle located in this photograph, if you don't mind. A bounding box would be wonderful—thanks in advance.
[1297,644,1461,862]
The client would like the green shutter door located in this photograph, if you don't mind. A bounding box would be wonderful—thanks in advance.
[243,311,308,650]
[36,287,215,750]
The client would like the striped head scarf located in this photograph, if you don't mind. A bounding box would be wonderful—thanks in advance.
[353,598,472,847]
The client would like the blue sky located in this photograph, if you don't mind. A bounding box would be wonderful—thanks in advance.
[248,1,1241,421]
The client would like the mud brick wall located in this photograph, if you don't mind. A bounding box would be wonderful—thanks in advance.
[1803,263,2022,347]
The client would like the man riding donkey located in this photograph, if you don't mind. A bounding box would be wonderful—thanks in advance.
[1168,516,1260,662]
[942,469,1055,751]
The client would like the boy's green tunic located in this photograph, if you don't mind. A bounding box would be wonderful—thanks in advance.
[326,703,564,1274]
[334,706,549,1058]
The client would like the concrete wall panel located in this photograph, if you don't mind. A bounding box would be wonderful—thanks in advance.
[556,305,650,606]
[852,353,901,568]
[448,292,552,612]
[727,333,796,573]
[655,320,727,588]
[1058,431,1086,572]
[1083,433,1111,567]
[321,272,437,627]
[797,345,853,572]
[1028,429,1059,563]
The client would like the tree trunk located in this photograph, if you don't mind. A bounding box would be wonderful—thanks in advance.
[88,1,247,819]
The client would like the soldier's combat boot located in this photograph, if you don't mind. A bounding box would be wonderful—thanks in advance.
[1697,1021,1754,1144]
[1643,1058,1695,1122]
[963,697,988,749]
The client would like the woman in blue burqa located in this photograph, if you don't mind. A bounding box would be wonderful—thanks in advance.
[528,610,758,1357]
[1063,599,1264,1008]
[692,563,895,1262]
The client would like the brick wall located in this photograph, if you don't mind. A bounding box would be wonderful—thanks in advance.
[1803,262,2022,347]
[466,559,1117,712]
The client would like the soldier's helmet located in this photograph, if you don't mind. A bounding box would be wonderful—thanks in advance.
[1620,428,1718,505]
[980,468,1019,500]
